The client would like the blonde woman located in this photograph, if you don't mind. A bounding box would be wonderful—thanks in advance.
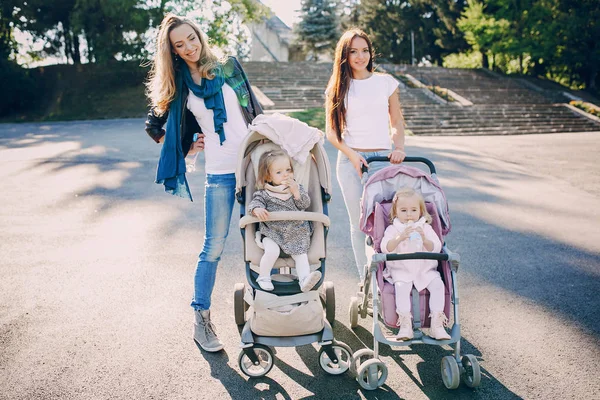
[325,28,406,281]
[144,13,262,352]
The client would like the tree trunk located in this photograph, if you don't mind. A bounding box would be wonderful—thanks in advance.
[588,67,598,90]
[481,50,489,69]
[72,35,81,64]
[62,21,72,64]
[519,54,523,74]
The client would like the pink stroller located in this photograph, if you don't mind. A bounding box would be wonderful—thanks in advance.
[348,156,481,390]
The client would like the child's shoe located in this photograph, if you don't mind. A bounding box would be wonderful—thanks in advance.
[396,312,414,340]
[299,271,322,292]
[256,276,274,291]
[429,311,451,340]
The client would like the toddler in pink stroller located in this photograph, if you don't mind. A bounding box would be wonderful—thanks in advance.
[347,156,481,391]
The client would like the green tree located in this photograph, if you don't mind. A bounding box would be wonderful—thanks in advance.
[296,0,339,61]
[10,0,264,65]
[355,0,467,65]
[553,0,600,90]
[165,0,266,58]
[0,0,19,61]
[456,0,509,69]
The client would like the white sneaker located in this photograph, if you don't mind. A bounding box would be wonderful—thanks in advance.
[396,312,414,341]
[299,271,322,292]
[429,311,451,340]
[256,276,274,291]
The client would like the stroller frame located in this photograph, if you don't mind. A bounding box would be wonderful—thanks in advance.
[233,130,353,378]
[349,156,481,391]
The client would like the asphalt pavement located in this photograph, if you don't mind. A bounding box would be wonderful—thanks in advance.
[1,119,599,399]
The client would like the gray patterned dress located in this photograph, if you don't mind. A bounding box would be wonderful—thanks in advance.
[248,185,312,255]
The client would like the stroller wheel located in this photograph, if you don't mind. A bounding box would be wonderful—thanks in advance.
[323,281,335,326]
[349,296,359,328]
[238,344,274,378]
[318,341,351,375]
[356,359,388,390]
[234,283,247,326]
[350,348,374,376]
[461,354,481,388]
[441,355,460,389]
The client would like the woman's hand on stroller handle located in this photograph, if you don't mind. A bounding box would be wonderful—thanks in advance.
[388,147,406,164]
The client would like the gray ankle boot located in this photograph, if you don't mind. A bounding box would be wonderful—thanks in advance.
[194,309,224,352]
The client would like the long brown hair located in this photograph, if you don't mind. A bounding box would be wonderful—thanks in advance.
[145,13,221,115]
[326,28,374,142]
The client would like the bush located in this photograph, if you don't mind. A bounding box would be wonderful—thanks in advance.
[570,100,600,117]
[0,59,36,118]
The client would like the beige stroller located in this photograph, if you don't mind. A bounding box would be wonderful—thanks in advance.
[233,114,352,378]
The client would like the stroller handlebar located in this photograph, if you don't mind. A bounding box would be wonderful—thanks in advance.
[361,156,437,174]
[239,211,331,228]
[377,252,449,262]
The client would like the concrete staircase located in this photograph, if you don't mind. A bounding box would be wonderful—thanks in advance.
[242,61,331,110]
[241,61,600,135]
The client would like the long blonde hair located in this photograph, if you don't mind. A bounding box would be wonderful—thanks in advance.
[390,188,432,224]
[256,150,292,189]
[326,28,374,142]
[145,13,221,115]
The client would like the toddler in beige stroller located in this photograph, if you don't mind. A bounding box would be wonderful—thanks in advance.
[233,113,352,378]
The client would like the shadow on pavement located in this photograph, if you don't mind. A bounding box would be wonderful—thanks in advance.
[195,341,293,400]
[349,324,519,399]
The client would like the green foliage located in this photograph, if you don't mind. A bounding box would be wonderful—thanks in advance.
[165,0,267,59]
[0,59,36,117]
[452,0,600,90]
[0,0,18,60]
[8,0,266,65]
[443,51,482,68]
[355,0,468,65]
[456,0,509,68]
[1,61,149,122]
[426,85,455,102]
[570,100,600,118]
[396,74,420,88]
[295,0,339,61]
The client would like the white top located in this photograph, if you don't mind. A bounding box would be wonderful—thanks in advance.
[342,73,399,150]
[187,82,249,174]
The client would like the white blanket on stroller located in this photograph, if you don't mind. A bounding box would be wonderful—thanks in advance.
[249,113,324,164]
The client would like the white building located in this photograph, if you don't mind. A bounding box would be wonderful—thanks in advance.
[249,13,293,62]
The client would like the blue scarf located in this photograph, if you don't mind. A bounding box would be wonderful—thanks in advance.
[155,62,227,201]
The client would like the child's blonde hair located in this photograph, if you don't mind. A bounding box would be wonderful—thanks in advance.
[390,187,432,224]
[256,150,292,189]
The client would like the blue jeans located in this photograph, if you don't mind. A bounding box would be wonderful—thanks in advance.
[336,150,390,280]
[191,173,236,310]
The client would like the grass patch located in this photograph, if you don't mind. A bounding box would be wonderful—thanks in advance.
[426,85,455,102]
[287,107,326,131]
[396,73,420,88]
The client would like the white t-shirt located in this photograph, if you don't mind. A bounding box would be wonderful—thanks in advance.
[186,82,249,174]
[342,73,399,150]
